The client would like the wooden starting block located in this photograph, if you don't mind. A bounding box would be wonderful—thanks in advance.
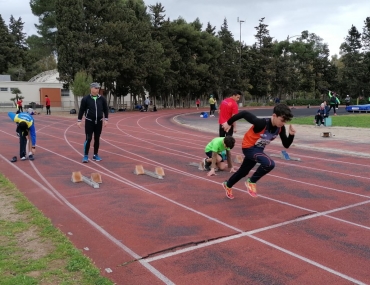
[234,155,243,164]
[270,150,301,161]
[321,132,332,137]
[134,165,164,179]
[71,171,100,188]
[91,173,102,184]
[71,171,83,183]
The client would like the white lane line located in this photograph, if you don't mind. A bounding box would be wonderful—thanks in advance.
[249,235,366,285]
[0,154,63,205]
[146,199,370,262]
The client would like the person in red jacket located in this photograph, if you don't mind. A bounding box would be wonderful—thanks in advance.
[218,90,242,137]
[17,98,23,113]
[45,95,51,115]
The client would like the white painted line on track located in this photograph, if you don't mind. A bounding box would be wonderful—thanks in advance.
[0,153,63,205]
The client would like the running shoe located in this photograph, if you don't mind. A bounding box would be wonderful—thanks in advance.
[93,154,102,161]
[245,178,257,197]
[29,154,34,161]
[203,158,211,171]
[222,181,234,199]
[82,155,89,163]
[21,156,26,161]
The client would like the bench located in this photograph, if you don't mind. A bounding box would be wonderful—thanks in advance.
[25,104,44,110]
[0,103,14,107]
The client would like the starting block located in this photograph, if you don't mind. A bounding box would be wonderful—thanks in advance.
[270,150,301,161]
[234,155,243,164]
[321,132,332,138]
[91,173,102,184]
[134,165,164,179]
[71,171,100,188]
[189,161,204,171]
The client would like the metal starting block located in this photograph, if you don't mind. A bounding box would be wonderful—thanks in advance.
[71,171,100,188]
[134,165,164,179]
[189,161,219,172]
[270,150,301,161]
[189,161,204,171]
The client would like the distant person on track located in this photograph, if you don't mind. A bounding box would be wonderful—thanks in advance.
[77,82,109,163]
[345,95,351,107]
[203,136,237,177]
[196,98,200,110]
[209,95,216,117]
[45,94,51,115]
[218,90,242,137]
[17,98,23,113]
[328,91,338,115]
[221,103,295,199]
[8,112,36,162]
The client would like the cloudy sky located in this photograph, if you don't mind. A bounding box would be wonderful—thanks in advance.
[1,0,369,56]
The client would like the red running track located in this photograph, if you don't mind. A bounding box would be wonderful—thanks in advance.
[0,109,369,285]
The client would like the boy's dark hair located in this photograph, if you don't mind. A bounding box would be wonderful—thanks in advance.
[18,121,29,136]
[224,136,235,149]
[273,103,293,122]
[232,90,243,96]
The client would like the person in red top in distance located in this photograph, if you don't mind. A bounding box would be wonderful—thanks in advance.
[45,95,51,115]
[218,90,242,137]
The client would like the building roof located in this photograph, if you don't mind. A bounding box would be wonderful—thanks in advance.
[0,75,11,81]
[28,69,62,83]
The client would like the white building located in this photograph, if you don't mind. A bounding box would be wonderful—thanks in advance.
[0,70,75,111]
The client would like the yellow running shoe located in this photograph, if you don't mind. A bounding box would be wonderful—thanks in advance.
[222,181,234,199]
[245,179,257,197]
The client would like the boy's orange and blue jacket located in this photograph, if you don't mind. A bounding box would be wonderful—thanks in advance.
[8,112,36,146]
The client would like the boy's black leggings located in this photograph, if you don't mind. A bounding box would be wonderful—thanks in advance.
[84,120,103,155]
[17,128,27,158]
[227,146,275,188]
[328,104,336,114]
[219,124,234,137]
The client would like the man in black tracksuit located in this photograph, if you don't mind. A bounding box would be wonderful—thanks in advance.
[77,82,109,163]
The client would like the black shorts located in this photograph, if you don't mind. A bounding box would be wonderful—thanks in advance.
[205,151,224,162]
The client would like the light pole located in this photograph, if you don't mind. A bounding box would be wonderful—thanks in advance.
[287,34,300,42]
[237,17,245,69]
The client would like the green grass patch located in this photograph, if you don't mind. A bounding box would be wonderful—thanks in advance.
[0,174,113,285]
[291,114,370,128]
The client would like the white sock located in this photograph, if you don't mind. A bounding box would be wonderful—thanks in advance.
[29,152,33,156]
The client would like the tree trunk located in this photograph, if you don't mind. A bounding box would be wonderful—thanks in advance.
[74,96,80,112]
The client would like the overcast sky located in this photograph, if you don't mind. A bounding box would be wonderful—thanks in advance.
[1,0,369,56]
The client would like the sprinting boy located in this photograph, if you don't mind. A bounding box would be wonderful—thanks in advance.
[203,136,237,177]
[221,103,295,199]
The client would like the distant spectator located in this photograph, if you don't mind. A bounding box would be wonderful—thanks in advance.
[314,103,328,126]
[328,91,337,116]
[345,95,351,107]
[144,97,150,112]
[196,98,200,110]
[45,95,51,115]
[209,95,216,117]
[17,98,23,113]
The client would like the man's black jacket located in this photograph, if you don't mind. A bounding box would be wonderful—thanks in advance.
[78,95,108,123]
